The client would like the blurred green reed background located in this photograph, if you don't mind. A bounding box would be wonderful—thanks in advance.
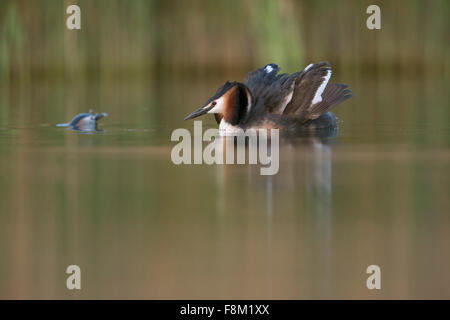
[0,0,448,82]
[0,0,448,144]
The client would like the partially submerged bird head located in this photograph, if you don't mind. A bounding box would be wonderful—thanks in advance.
[184,81,252,125]
[57,110,108,131]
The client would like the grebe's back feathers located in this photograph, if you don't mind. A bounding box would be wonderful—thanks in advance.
[304,83,352,119]
[244,63,299,118]
[283,62,352,122]
[244,62,352,125]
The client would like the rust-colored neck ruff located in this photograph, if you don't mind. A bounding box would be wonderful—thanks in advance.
[221,83,250,126]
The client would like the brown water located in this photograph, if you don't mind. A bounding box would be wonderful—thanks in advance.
[0,74,449,299]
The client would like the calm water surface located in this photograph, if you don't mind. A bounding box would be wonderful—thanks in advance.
[0,75,448,299]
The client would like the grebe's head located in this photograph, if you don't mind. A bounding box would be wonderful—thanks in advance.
[184,81,252,125]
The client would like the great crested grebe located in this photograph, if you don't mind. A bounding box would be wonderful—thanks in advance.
[184,62,352,135]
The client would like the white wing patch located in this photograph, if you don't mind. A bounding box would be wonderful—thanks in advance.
[264,65,274,73]
[303,63,313,72]
[311,69,331,105]
[276,82,295,114]
[245,88,252,113]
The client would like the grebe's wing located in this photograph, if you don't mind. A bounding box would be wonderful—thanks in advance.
[283,62,352,122]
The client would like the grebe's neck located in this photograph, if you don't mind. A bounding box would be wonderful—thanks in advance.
[221,83,252,126]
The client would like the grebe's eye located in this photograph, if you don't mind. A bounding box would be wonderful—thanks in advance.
[211,101,217,106]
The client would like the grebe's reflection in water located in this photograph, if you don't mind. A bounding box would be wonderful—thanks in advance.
[304,139,333,297]
[212,134,334,297]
